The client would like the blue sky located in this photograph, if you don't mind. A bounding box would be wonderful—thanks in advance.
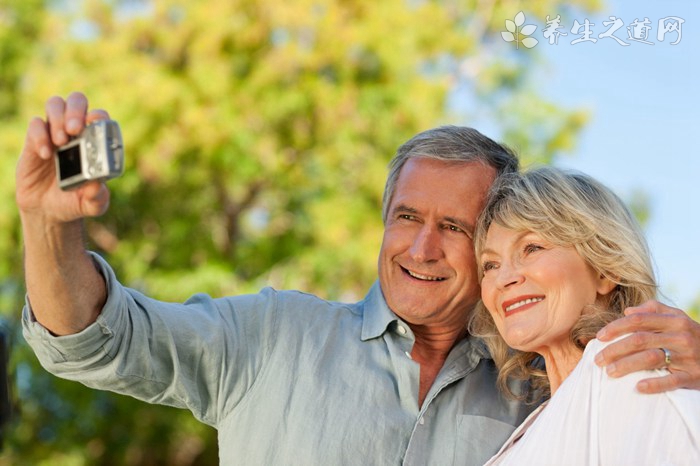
[525,0,699,309]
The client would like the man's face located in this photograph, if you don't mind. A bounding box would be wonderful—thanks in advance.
[378,157,496,330]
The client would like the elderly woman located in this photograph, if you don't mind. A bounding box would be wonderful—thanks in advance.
[471,166,700,465]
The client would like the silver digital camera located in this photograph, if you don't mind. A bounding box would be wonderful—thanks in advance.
[55,119,124,190]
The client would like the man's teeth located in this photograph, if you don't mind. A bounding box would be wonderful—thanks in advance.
[407,269,445,281]
[505,297,544,312]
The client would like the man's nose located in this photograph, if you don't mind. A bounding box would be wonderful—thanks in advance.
[409,225,443,263]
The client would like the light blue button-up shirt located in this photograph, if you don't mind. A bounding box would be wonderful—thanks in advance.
[23,254,535,465]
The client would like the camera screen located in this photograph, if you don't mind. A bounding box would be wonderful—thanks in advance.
[57,144,82,179]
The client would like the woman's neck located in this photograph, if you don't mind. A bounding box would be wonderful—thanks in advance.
[538,343,584,395]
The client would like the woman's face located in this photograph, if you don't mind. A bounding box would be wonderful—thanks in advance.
[479,223,613,355]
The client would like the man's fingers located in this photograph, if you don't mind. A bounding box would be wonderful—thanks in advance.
[86,109,110,125]
[597,341,668,376]
[593,302,700,394]
[45,92,89,147]
[64,92,89,135]
[596,330,695,369]
[595,325,700,391]
[25,117,52,160]
[624,300,686,317]
[598,313,659,340]
[597,311,687,341]
[45,96,68,146]
[636,372,693,394]
[79,182,111,218]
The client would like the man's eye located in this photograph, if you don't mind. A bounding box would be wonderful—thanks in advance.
[447,224,463,233]
[398,214,415,221]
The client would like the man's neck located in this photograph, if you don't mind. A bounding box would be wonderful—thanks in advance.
[411,326,468,406]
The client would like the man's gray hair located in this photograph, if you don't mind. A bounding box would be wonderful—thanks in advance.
[381,126,519,223]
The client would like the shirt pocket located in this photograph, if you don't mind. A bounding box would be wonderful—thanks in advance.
[453,414,516,466]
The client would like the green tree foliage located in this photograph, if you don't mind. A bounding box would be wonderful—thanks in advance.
[0,0,599,463]
[0,0,47,118]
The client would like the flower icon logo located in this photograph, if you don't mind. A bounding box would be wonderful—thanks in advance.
[502,11,539,49]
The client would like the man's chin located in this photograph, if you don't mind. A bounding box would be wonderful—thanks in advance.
[387,297,442,323]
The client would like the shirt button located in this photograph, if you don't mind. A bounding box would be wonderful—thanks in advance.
[397,325,407,335]
[419,417,425,425]
[405,351,412,359]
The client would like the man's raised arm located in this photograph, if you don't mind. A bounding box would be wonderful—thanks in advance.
[16,92,111,335]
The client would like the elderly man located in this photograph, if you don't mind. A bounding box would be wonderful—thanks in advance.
[18,93,700,465]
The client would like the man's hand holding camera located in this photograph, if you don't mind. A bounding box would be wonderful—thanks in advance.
[16,92,118,225]
[16,92,114,336]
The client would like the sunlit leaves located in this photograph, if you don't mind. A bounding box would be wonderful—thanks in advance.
[0,0,605,463]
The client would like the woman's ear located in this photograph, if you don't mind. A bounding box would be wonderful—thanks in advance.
[596,273,617,296]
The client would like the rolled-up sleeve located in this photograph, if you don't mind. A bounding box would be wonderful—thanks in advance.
[23,253,132,366]
[22,252,278,427]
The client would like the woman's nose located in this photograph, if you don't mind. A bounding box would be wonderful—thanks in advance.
[495,261,525,289]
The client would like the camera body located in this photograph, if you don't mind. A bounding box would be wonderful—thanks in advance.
[55,119,124,190]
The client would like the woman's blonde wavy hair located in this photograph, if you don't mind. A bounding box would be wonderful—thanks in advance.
[469,166,657,401]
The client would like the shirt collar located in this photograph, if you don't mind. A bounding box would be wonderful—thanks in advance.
[358,281,492,365]
[360,280,400,341]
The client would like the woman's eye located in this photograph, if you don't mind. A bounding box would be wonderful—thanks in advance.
[482,261,498,272]
[524,243,543,254]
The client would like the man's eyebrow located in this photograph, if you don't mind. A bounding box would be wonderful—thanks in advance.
[444,216,474,235]
[391,204,419,215]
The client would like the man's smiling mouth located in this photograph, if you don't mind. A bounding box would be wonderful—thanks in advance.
[402,267,446,281]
